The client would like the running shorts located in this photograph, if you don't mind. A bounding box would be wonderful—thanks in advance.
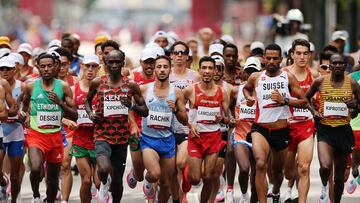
[248,123,290,151]
[95,140,128,168]
[3,140,24,157]
[188,130,226,158]
[288,119,314,152]
[26,128,64,163]
[218,131,228,158]
[353,130,360,150]
[70,145,96,164]
[317,123,354,154]
[140,133,176,158]
[175,133,188,145]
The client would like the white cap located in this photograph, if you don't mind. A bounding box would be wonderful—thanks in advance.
[244,56,261,71]
[18,43,33,56]
[8,53,24,65]
[47,49,60,59]
[0,56,15,68]
[167,31,179,41]
[209,43,224,56]
[250,41,265,51]
[286,9,304,23]
[48,39,61,49]
[153,46,165,56]
[221,35,235,44]
[140,48,157,61]
[212,55,225,66]
[33,47,45,57]
[83,54,99,65]
[332,30,347,41]
[152,31,168,41]
[0,48,11,58]
[309,42,315,52]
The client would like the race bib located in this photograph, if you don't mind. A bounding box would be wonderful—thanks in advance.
[196,106,220,124]
[103,101,128,117]
[293,108,313,120]
[323,102,348,118]
[239,104,256,122]
[77,109,93,126]
[147,110,172,129]
[37,111,61,128]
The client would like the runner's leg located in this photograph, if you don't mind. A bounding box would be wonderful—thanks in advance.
[28,147,45,199]
[200,153,218,203]
[76,156,92,203]
[296,136,313,203]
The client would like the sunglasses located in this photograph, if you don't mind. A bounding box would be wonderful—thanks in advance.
[0,67,14,71]
[320,64,329,70]
[172,50,188,56]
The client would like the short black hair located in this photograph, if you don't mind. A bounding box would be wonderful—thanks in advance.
[251,48,264,56]
[265,43,282,56]
[101,40,120,52]
[322,44,338,54]
[199,56,215,68]
[55,47,72,61]
[170,41,189,55]
[319,51,332,64]
[105,49,126,61]
[291,39,310,52]
[61,37,73,46]
[155,55,171,66]
[37,53,55,65]
[223,43,238,55]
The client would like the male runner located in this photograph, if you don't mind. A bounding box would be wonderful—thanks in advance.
[243,43,307,203]
[306,54,360,203]
[140,55,187,202]
[168,41,198,202]
[20,53,77,203]
[283,39,319,203]
[126,48,156,189]
[182,56,230,203]
[85,50,148,203]
[70,54,100,203]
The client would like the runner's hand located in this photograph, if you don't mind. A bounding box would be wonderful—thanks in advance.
[215,114,223,123]
[130,125,140,140]
[166,100,176,112]
[120,95,132,108]
[345,99,357,109]
[89,112,101,124]
[246,97,255,107]
[313,110,323,123]
[18,110,27,122]
[189,123,200,138]
[271,89,285,104]
[63,119,77,130]
[48,91,62,105]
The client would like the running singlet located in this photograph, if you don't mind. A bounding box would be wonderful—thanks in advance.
[19,66,36,82]
[351,71,360,130]
[94,75,131,144]
[141,82,175,138]
[3,80,24,143]
[255,70,291,123]
[192,84,222,133]
[234,84,255,140]
[73,83,94,150]
[30,79,64,133]
[284,67,313,122]
[133,71,155,129]
[320,75,352,127]
[67,74,76,87]
[169,69,197,134]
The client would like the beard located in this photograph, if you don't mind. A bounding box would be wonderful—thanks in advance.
[267,65,279,73]
[157,75,169,82]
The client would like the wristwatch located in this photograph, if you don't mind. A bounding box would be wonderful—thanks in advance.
[284,98,290,105]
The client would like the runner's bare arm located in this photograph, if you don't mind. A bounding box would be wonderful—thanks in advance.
[220,87,230,124]
[243,72,258,105]
[174,88,188,126]
[129,82,149,117]
[229,86,238,120]
[85,77,100,117]
[58,82,77,121]
[62,86,77,129]
[348,78,360,118]
[306,76,324,116]
[285,72,308,108]
[1,79,18,116]
[0,86,8,121]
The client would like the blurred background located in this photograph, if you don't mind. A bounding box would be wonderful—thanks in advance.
[0,0,359,64]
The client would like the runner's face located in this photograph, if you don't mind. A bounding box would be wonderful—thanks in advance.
[154,37,168,48]
[0,66,15,81]
[199,61,215,83]
[291,45,310,68]
[155,58,171,82]
[59,56,70,78]
[105,52,124,76]
[38,58,56,80]
[265,50,282,73]
[140,58,155,77]
[102,46,115,63]
[188,41,198,56]
[61,40,73,54]
[83,62,99,81]
[223,48,238,68]
[330,55,346,76]
[171,44,188,67]
[95,45,103,64]
[213,61,224,82]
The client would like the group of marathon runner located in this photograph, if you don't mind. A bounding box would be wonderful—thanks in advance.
[0,12,359,203]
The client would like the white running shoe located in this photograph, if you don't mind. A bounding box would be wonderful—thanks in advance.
[239,192,250,203]
[98,176,111,203]
[225,189,235,203]
[284,188,292,202]
[319,185,330,203]
[31,197,42,203]
[346,174,357,194]
[215,190,225,202]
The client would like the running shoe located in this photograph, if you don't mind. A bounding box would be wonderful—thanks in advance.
[0,176,9,202]
[98,176,111,203]
[91,183,98,198]
[346,175,357,194]
[215,190,225,202]
[272,193,281,203]
[31,197,42,203]
[181,165,191,193]
[142,178,155,199]
[182,193,187,203]
[239,192,250,203]
[319,185,330,203]
[106,192,112,203]
[283,188,292,202]
[267,184,274,197]
[126,169,137,189]
[225,189,235,203]
[16,194,22,203]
